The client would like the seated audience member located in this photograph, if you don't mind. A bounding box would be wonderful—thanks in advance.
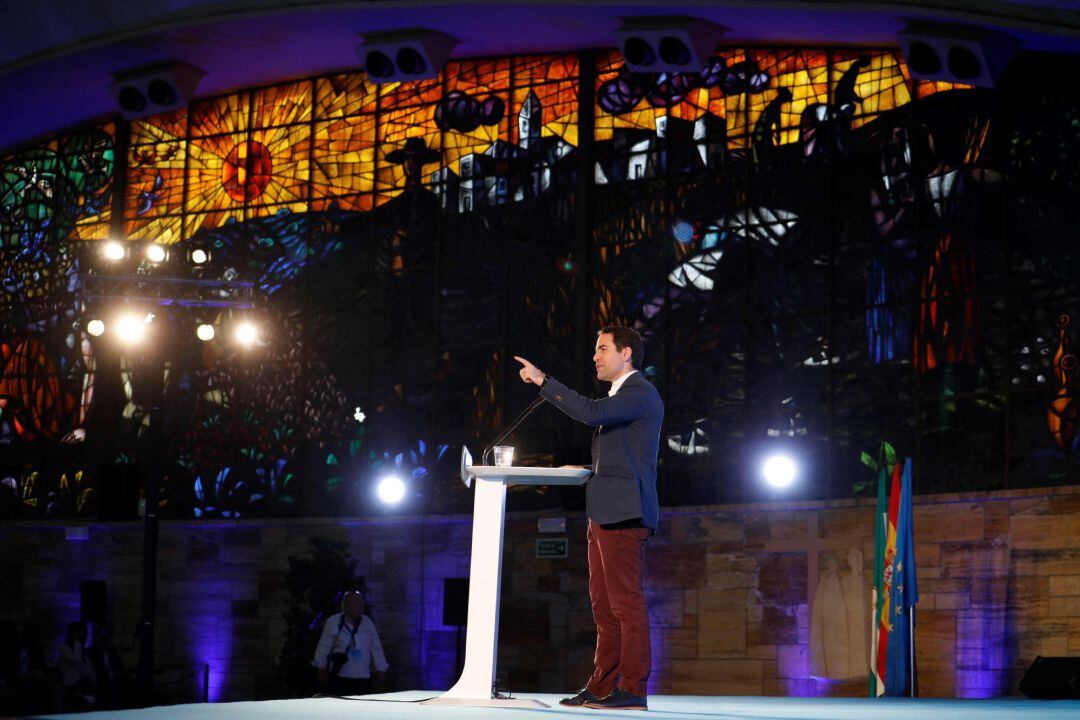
[15,623,62,714]
[87,622,133,708]
[57,621,94,708]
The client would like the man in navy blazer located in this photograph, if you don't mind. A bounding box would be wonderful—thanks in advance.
[515,326,663,711]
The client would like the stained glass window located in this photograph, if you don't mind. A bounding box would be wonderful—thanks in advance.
[311,114,377,207]
[1,123,116,247]
[127,110,186,243]
[315,74,379,119]
[0,46,1075,518]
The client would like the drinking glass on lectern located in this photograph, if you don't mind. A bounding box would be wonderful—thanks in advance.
[493,446,514,467]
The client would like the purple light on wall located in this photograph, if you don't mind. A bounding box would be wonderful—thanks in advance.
[420,549,469,690]
[955,613,1014,699]
[187,585,234,702]
[955,547,1013,699]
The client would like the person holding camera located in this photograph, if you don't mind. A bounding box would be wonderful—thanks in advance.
[312,591,388,696]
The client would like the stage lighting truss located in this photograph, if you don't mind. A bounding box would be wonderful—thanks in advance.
[355,28,458,83]
[145,244,167,263]
[86,319,106,337]
[102,241,127,261]
[614,16,727,74]
[79,273,256,309]
[93,240,213,271]
[233,320,260,347]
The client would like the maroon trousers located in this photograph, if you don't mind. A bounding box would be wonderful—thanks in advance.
[584,520,651,697]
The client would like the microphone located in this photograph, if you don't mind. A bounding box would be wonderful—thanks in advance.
[481,395,546,466]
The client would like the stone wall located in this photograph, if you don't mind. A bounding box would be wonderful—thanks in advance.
[3,485,1080,701]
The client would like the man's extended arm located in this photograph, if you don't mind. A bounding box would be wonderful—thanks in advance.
[540,375,650,426]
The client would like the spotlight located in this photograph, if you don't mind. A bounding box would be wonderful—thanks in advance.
[115,313,147,344]
[86,319,106,337]
[190,248,209,265]
[897,21,1017,88]
[377,475,406,505]
[110,60,205,119]
[355,29,458,84]
[762,454,797,489]
[102,241,126,261]
[196,324,215,342]
[145,244,167,263]
[234,321,259,347]
[614,16,726,73]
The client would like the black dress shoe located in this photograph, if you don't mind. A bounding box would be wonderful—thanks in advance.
[584,688,648,710]
[559,688,601,706]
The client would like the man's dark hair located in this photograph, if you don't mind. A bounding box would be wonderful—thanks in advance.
[599,326,644,368]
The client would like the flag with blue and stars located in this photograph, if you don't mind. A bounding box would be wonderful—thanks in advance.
[885,457,919,696]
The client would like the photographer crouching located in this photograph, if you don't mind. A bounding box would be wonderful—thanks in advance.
[312,591,388,696]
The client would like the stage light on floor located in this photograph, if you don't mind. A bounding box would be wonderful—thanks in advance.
[146,244,167,263]
[377,475,406,505]
[762,454,797,489]
[103,241,126,261]
[196,324,215,341]
[86,319,106,337]
[115,313,147,343]
[234,321,259,347]
[190,248,209,265]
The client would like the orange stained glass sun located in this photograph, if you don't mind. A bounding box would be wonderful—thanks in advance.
[222,139,273,202]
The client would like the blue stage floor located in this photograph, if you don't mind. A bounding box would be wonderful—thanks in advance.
[34,691,1080,719]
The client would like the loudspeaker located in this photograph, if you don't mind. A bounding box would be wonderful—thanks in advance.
[1020,656,1080,699]
[614,16,727,74]
[356,29,457,84]
[442,578,468,627]
[80,580,108,624]
[897,21,1018,88]
[110,61,205,119]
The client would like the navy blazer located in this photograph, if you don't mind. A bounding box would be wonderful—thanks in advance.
[539,371,664,529]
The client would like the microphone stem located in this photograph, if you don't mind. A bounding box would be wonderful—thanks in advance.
[482,396,545,465]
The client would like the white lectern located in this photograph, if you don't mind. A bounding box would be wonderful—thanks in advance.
[421,448,589,708]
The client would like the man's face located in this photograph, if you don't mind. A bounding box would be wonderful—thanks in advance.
[344,594,366,620]
[593,333,631,383]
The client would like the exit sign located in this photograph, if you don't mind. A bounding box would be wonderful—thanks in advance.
[536,538,568,558]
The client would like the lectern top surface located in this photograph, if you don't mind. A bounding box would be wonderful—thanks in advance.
[468,465,590,485]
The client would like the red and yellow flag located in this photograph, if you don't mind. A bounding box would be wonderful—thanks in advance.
[874,462,902,690]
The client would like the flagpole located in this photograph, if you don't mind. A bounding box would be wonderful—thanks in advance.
[909,609,915,697]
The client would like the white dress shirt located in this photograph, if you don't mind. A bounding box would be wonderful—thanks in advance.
[608,369,638,397]
[312,612,389,679]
